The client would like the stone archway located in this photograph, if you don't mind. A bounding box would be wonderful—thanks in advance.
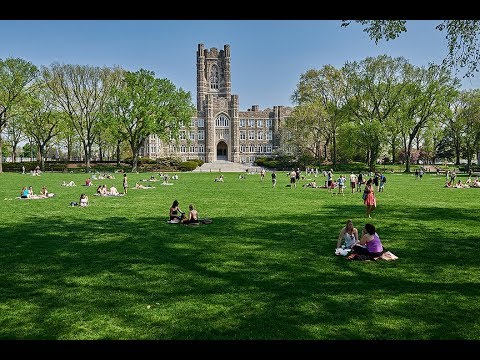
[217,141,228,161]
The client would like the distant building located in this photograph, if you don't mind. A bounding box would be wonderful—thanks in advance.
[141,43,292,164]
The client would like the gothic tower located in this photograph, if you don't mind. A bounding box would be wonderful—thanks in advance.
[197,44,236,162]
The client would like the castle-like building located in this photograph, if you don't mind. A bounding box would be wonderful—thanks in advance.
[141,43,292,164]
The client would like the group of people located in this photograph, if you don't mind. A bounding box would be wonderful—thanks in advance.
[445,176,480,188]
[20,185,55,199]
[336,220,392,261]
[169,200,199,224]
[95,184,123,196]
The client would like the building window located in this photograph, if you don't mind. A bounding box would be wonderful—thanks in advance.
[180,131,186,140]
[240,131,246,140]
[257,131,263,140]
[240,144,246,153]
[198,118,205,128]
[199,144,204,153]
[249,144,255,153]
[248,130,255,140]
[248,119,255,128]
[267,130,273,140]
[266,119,272,128]
[216,114,229,127]
[181,144,186,153]
[266,145,272,153]
[240,119,246,128]
[257,119,263,127]
[210,64,219,90]
[198,130,204,140]
[189,132,195,140]
[190,145,195,152]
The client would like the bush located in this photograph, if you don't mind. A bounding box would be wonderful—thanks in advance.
[187,158,204,167]
[178,161,198,172]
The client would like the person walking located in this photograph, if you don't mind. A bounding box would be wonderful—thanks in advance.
[271,171,277,187]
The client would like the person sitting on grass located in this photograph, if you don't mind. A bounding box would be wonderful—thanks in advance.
[79,193,89,207]
[169,200,184,222]
[336,219,359,250]
[20,186,29,199]
[347,223,384,261]
[109,186,120,196]
[182,204,199,225]
[214,175,224,182]
[40,186,55,198]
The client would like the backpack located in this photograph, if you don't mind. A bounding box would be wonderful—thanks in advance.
[382,175,386,183]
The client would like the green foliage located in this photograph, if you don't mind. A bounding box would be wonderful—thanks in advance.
[186,158,204,167]
[342,20,480,78]
[178,160,199,172]
[105,68,195,172]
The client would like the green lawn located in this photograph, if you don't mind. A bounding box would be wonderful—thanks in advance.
[0,170,479,339]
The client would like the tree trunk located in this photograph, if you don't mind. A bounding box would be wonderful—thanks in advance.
[67,138,72,161]
[39,144,45,172]
[332,129,337,166]
[11,143,17,163]
[116,140,121,167]
[84,144,90,172]
[454,137,461,165]
[0,133,3,173]
[405,146,412,173]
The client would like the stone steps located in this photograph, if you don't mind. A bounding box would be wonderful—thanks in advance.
[192,161,264,173]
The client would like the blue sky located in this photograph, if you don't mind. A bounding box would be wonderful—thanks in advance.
[1,20,478,110]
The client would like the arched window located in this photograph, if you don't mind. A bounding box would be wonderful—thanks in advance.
[215,114,229,127]
[210,64,219,90]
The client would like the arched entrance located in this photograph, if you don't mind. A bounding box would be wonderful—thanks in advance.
[217,141,228,160]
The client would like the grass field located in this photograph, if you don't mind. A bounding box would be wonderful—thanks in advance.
[0,170,479,340]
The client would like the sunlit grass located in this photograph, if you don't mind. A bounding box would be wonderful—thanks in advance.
[0,169,479,339]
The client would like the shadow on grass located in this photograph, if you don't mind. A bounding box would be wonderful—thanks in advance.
[0,210,479,340]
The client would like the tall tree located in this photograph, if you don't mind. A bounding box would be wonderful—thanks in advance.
[105,69,195,172]
[342,55,410,171]
[458,90,480,171]
[341,20,480,78]
[22,86,62,171]
[5,107,26,163]
[41,63,122,171]
[0,58,38,172]
[398,64,459,172]
[282,100,329,161]
[291,65,346,165]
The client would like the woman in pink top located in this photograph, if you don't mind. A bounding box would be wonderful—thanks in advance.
[348,223,384,260]
[363,179,376,218]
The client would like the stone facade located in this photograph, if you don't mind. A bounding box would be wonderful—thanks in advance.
[141,43,292,164]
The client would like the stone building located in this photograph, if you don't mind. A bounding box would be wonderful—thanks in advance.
[141,43,292,164]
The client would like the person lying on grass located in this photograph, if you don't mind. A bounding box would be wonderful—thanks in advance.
[135,182,156,189]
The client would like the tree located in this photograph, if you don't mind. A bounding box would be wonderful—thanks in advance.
[457,90,480,171]
[291,65,346,165]
[105,69,195,172]
[398,64,459,172]
[0,57,38,172]
[5,107,26,162]
[282,100,329,161]
[341,20,480,78]
[342,55,410,171]
[41,63,123,171]
[22,85,63,171]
